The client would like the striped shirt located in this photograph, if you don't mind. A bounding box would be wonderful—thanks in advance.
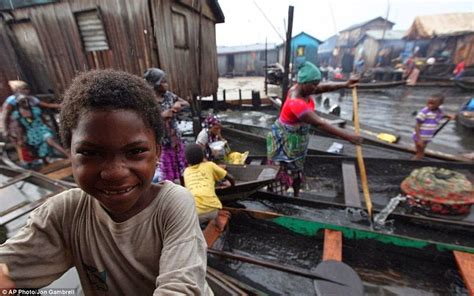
[413,107,444,141]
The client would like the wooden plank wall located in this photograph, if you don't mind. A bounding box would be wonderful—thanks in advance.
[0,0,220,100]
[0,21,24,101]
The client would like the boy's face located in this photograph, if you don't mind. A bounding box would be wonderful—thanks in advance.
[70,109,160,220]
[427,98,442,110]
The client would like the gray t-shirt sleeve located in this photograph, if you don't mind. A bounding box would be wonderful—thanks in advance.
[154,184,212,295]
[0,191,74,288]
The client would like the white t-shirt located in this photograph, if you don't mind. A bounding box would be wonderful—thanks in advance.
[0,181,212,295]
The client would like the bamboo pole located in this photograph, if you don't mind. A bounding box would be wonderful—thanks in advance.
[352,87,373,219]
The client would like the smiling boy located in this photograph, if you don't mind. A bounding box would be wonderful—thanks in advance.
[0,70,211,295]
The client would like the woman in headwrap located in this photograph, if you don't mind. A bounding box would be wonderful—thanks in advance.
[267,61,363,197]
[144,68,190,183]
[196,114,227,161]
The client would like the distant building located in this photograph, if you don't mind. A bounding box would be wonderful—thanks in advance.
[318,35,338,66]
[354,30,406,68]
[404,12,474,67]
[336,17,394,72]
[217,43,278,77]
[277,31,322,70]
[0,0,224,101]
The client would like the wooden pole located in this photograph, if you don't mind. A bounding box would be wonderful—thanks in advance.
[352,87,373,219]
[281,6,294,107]
[264,38,268,95]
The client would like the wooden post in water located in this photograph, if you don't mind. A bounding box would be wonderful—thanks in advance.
[238,89,242,109]
[281,6,294,107]
[264,38,268,95]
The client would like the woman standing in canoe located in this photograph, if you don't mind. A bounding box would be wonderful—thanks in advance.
[267,61,363,197]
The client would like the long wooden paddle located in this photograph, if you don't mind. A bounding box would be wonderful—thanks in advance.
[352,86,373,220]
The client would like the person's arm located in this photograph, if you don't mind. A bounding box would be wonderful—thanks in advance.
[414,121,422,144]
[224,172,236,187]
[38,101,60,110]
[0,264,15,293]
[0,194,74,288]
[154,186,210,295]
[300,111,363,145]
[312,77,358,95]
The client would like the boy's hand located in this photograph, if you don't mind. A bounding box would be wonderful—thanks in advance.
[446,114,456,120]
[0,264,16,291]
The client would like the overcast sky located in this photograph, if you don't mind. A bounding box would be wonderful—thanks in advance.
[216,0,473,46]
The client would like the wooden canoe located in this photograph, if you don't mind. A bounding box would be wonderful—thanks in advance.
[455,77,474,91]
[216,164,278,200]
[262,100,467,162]
[222,122,468,162]
[457,100,474,129]
[205,206,470,295]
[242,155,474,229]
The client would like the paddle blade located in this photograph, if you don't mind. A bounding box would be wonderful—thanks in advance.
[313,260,364,296]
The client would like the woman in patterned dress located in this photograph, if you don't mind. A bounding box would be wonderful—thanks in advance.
[144,68,190,183]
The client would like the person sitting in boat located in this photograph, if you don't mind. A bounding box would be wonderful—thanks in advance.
[183,143,235,230]
[413,93,455,160]
[267,61,362,197]
[1,81,60,162]
[0,70,212,294]
[11,95,69,164]
[143,68,190,184]
[196,114,229,162]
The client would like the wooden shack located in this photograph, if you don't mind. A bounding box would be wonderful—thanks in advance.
[335,17,394,72]
[404,12,474,67]
[354,30,405,68]
[217,43,278,77]
[277,31,322,69]
[0,0,224,102]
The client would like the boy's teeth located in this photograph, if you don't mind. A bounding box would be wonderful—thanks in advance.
[104,187,133,194]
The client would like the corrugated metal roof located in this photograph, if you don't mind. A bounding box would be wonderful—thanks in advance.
[217,43,277,54]
[340,16,394,32]
[365,30,405,40]
[404,12,474,39]
[318,35,338,53]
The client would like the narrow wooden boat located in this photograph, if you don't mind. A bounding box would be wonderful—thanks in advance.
[222,122,468,162]
[262,99,467,162]
[205,207,470,295]
[457,100,474,129]
[356,80,406,89]
[216,164,278,200]
[241,155,474,228]
[455,77,474,91]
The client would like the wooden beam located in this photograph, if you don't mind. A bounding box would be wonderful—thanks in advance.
[342,161,361,208]
[46,167,73,180]
[453,251,474,295]
[323,229,343,261]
